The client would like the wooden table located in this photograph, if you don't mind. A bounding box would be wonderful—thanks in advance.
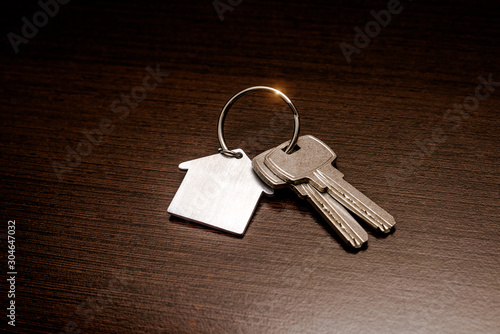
[1,0,499,333]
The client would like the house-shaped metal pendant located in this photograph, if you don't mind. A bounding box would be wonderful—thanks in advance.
[168,149,273,235]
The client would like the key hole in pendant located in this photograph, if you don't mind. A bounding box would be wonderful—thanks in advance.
[282,144,301,154]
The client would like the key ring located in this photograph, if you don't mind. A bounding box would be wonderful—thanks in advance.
[217,86,300,158]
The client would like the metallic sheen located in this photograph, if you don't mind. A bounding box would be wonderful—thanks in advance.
[264,135,396,234]
[217,86,300,157]
[168,149,273,235]
[253,147,368,248]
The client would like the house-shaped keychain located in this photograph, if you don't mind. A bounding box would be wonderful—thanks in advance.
[168,149,273,235]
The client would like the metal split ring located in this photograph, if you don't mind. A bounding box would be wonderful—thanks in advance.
[217,86,300,158]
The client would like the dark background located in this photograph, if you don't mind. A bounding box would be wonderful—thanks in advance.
[1,0,499,333]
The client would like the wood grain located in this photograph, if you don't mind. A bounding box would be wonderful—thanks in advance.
[1,0,499,333]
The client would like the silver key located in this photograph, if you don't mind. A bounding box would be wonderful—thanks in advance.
[253,148,368,248]
[264,135,396,233]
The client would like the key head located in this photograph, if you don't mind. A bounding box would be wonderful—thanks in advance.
[252,148,288,189]
[264,135,337,185]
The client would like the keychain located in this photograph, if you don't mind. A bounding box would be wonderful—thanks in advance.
[169,86,395,247]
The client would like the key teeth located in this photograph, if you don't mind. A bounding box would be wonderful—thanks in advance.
[379,216,396,233]
[352,238,362,249]
[373,214,396,233]
[354,234,368,248]
[377,225,391,233]
[339,222,366,248]
[303,184,368,248]
[345,234,367,249]
[315,168,397,234]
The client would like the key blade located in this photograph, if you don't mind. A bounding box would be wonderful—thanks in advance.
[314,166,396,233]
[295,183,368,248]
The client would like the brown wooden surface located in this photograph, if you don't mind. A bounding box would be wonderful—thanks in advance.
[1,0,499,333]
